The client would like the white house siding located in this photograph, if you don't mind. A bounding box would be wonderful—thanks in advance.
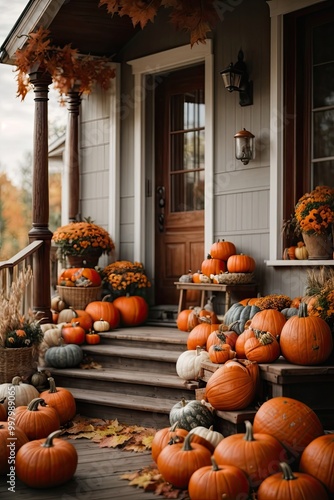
[77,0,329,305]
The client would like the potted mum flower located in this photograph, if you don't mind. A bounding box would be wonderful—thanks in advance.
[102,261,151,300]
[0,268,43,383]
[52,217,115,268]
[294,185,334,259]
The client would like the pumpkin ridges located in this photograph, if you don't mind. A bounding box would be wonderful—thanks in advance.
[299,434,334,494]
[14,398,61,440]
[112,294,149,326]
[39,377,76,425]
[0,422,29,475]
[252,396,324,457]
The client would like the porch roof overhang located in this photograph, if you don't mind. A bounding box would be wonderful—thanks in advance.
[0,0,141,65]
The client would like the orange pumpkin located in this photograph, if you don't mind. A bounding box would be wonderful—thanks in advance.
[249,309,286,339]
[39,377,76,425]
[226,254,256,273]
[177,309,199,332]
[61,322,86,345]
[213,420,288,489]
[206,327,238,351]
[69,309,93,331]
[58,267,101,287]
[14,398,60,440]
[279,302,333,365]
[300,434,334,495]
[210,239,236,261]
[235,327,255,358]
[85,300,120,328]
[85,331,101,344]
[205,359,258,411]
[151,422,188,463]
[187,320,220,350]
[244,331,281,363]
[208,344,235,364]
[253,396,324,457]
[0,398,6,420]
[112,294,149,326]
[188,457,250,500]
[257,462,328,500]
[0,422,29,475]
[201,254,226,277]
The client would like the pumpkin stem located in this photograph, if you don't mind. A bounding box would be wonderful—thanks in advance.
[27,398,47,411]
[47,377,58,394]
[180,397,187,407]
[298,302,309,318]
[181,433,194,451]
[11,376,22,386]
[279,462,297,480]
[41,430,62,448]
[210,456,220,471]
[243,420,255,441]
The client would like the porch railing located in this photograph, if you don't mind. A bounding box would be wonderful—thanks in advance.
[0,241,44,317]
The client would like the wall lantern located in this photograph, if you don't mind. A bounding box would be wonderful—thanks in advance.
[234,128,255,165]
[220,49,253,106]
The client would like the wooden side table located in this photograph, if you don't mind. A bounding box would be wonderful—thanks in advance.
[174,282,258,314]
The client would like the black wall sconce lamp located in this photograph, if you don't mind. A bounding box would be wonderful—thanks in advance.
[220,49,253,106]
[234,128,255,164]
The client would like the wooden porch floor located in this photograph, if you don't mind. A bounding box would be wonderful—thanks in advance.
[0,437,168,500]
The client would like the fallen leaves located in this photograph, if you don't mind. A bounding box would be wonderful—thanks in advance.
[62,415,156,452]
[121,466,189,499]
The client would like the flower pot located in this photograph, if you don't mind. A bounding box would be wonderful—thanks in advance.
[302,232,333,260]
[0,346,37,384]
[67,250,102,268]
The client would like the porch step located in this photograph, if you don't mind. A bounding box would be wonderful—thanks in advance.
[66,387,178,427]
[48,366,198,399]
[45,325,195,427]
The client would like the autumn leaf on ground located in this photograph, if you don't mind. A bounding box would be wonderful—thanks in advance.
[99,434,131,448]
[121,465,189,498]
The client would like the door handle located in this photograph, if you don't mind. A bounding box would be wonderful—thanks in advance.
[157,186,165,232]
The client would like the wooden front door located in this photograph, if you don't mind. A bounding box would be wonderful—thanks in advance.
[155,65,205,306]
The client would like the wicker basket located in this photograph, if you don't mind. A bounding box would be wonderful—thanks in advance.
[57,285,102,309]
[211,272,255,285]
[0,346,37,384]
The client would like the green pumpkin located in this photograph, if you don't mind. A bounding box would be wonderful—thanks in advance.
[169,397,214,431]
[224,303,260,331]
[281,307,299,319]
[45,344,83,368]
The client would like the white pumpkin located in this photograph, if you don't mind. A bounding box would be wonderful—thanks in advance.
[188,424,224,450]
[0,376,39,412]
[176,347,210,381]
[43,326,63,347]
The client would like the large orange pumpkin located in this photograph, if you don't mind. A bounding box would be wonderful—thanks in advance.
[244,331,281,363]
[257,462,329,500]
[213,420,288,488]
[187,320,220,350]
[226,254,256,273]
[85,300,120,328]
[112,294,149,326]
[39,377,76,425]
[249,309,286,338]
[14,398,61,441]
[0,422,29,475]
[205,359,258,410]
[299,434,334,495]
[279,302,333,365]
[210,239,236,261]
[253,396,324,457]
[201,255,226,277]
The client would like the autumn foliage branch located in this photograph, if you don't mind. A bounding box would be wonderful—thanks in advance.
[99,0,219,46]
[14,27,116,100]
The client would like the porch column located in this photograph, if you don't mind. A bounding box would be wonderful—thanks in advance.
[66,91,81,222]
[28,71,53,322]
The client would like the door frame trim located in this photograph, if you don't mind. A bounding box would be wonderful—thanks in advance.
[128,41,214,266]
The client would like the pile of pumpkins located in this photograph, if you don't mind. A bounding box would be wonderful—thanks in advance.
[44,278,149,369]
[151,395,334,499]
[0,375,78,488]
[176,295,334,395]
[179,239,256,284]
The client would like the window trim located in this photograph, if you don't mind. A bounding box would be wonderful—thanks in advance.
[267,0,328,261]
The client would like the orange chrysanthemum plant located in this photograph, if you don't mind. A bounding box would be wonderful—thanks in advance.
[14,26,116,101]
[52,217,115,260]
[294,185,334,235]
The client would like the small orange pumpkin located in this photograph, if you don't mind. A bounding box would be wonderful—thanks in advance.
[201,254,226,277]
[210,239,236,261]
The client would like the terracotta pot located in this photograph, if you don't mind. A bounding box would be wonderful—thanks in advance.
[302,232,333,260]
[67,250,102,268]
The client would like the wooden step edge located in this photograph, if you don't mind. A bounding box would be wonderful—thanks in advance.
[81,344,182,362]
[47,367,199,391]
[68,387,179,414]
[215,408,257,424]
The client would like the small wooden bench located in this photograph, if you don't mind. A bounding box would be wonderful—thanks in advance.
[174,282,258,314]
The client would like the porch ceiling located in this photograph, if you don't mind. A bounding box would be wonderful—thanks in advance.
[47,0,140,59]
